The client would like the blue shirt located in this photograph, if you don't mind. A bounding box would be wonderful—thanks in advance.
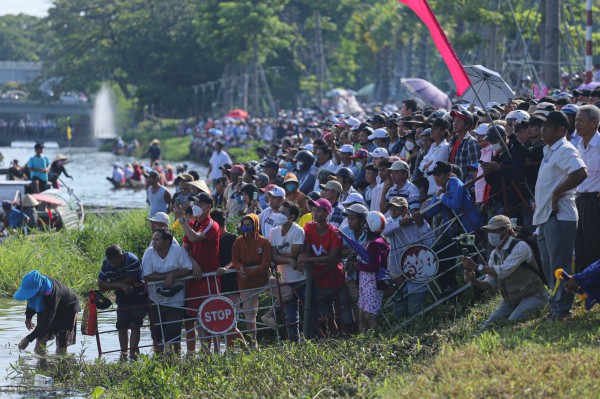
[6,208,27,228]
[27,155,51,182]
[99,252,147,306]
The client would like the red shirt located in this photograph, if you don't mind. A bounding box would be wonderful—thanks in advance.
[303,222,344,288]
[183,216,220,273]
[450,138,461,163]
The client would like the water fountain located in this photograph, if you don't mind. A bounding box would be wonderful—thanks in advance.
[92,83,117,139]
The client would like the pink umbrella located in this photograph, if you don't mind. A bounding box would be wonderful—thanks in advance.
[577,81,600,90]
[401,78,452,109]
[227,109,249,119]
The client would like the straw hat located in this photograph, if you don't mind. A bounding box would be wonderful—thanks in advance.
[185,179,210,194]
[22,194,40,207]
[151,138,160,144]
[54,154,68,162]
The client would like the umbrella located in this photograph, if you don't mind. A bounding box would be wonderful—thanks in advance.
[227,109,249,119]
[401,78,452,109]
[356,83,375,98]
[577,81,600,91]
[460,65,515,105]
[325,88,357,97]
[208,128,222,136]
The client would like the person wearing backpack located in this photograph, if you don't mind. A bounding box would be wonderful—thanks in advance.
[462,215,548,330]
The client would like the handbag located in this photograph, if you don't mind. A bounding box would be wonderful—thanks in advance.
[81,291,98,336]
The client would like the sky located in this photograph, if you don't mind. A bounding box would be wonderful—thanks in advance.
[1,0,50,17]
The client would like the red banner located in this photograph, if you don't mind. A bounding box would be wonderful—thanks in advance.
[398,0,471,96]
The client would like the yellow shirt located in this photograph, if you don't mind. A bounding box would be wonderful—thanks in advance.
[298,212,313,228]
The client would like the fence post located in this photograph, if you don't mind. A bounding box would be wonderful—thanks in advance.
[302,264,313,338]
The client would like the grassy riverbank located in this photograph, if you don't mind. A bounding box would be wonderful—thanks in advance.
[0,209,153,296]
[12,291,600,398]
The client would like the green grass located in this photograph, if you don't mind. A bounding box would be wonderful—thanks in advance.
[0,209,152,296]
[10,289,600,398]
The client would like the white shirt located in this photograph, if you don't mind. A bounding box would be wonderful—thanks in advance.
[269,223,306,283]
[576,132,600,193]
[259,207,280,239]
[142,245,192,307]
[369,182,385,212]
[419,140,449,195]
[209,150,232,180]
[533,137,586,225]
[112,167,125,182]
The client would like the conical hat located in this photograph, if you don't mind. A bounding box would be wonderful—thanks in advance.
[22,194,40,207]
[54,154,68,162]
[283,172,298,183]
[185,179,210,194]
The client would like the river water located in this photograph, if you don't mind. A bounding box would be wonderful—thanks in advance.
[0,144,207,208]
[0,145,207,396]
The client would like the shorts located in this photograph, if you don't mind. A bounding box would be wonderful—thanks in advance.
[116,304,148,330]
[186,277,220,317]
[150,304,185,345]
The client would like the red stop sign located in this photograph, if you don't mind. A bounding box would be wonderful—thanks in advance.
[198,296,237,334]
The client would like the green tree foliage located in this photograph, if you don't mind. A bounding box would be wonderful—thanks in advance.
[0,14,46,61]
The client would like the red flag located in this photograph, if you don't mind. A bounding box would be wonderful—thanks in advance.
[398,0,471,96]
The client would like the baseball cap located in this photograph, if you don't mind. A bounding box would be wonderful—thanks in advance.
[483,125,506,143]
[481,215,512,231]
[304,143,314,152]
[230,164,245,175]
[371,147,389,158]
[346,117,360,128]
[260,183,277,193]
[350,149,369,159]
[34,142,44,149]
[256,173,269,183]
[544,111,569,129]
[14,271,46,301]
[387,196,408,209]
[560,104,579,115]
[189,192,214,206]
[528,114,545,126]
[307,198,332,214]
[420,128,432,137]
[342,203,369,217]
[320,180,343,193]
[450,109,474,126]
[340,144,355,154]
[475,123,489,136]
[388,160,410,172]
[427,161,452,176]
[268,186,286,198]
[148,212,170,225]
[368,128,388,140]
[341,192,366,206]
[261,160,278,169]
[371,114,386,125]
[505,110,530,123]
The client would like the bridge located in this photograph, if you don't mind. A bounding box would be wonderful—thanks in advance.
[0,99,92,116]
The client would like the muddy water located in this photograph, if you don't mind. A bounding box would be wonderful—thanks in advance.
[0,298,154,397]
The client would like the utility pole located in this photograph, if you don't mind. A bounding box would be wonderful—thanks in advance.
[544,0,561,89]
[253,37,260,116]
[314,11,325,108]
[585,0,593,83]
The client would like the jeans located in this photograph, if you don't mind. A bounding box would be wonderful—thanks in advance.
[485,289,548,327]
[312,285,354,331]
[282,281,306,342]
[537,215,576,317]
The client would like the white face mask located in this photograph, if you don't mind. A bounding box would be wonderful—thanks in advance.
[192,205,203,217]
[274,213,289,225]
[405,141,415,151]
[356,161,364,169]
[416,139,424,147]
[487,232,502,247]
[491,143,503,152]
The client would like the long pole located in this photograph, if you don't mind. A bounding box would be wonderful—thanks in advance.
[585,0,593,83]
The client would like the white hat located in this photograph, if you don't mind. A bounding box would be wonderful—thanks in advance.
[368,128,388,140]
[475,123,489,136]
[346,117,360,127]
[388,160,410,172]
[371,147,389,158]
[304,143,314,152]
[506,110,530,123]
[269,186,286,198]
[340,144,355,154]
[560,104,579,115]
[148,212,170,225]
[342,192,366,206]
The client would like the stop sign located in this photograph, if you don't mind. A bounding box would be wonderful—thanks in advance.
[198,296,237,334]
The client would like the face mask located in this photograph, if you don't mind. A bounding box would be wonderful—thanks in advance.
[405,141,415,151]
[241,225,254,233]
[192,205,202,217]
[491,143,503,152]
[416,139,424,147]
[284,182,299,192]
[274,213,289,225]
[356,161,364,169]
[487,232,502,247]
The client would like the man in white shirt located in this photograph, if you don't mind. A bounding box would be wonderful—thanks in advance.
[533,112,588,320]
[259,186,285,239]
[574,105,600,274]
[207,140,232,183]
[369,159,392,212]
[266,201,306,342]
[142,229,193,353]
[419,118,450,196]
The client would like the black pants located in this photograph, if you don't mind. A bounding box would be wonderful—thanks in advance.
[575,193,600,274]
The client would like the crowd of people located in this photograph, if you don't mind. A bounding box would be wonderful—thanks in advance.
[14,88,600,358]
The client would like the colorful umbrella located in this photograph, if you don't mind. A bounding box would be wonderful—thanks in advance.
[227,109,249,119]
[401,78,452,109]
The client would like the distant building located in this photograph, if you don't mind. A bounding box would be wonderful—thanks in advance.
[0,61,42,84]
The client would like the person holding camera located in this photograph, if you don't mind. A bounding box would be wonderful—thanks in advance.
[463,215,548,330]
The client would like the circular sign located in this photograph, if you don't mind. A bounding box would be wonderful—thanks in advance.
[197,296,237,335]
[400,245,439,284]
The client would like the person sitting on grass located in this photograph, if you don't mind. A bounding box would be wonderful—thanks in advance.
[463,215,548,330]
[98,244,148,360]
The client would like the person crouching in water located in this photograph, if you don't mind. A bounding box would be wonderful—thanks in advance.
[357,211,390,332]
[15,270,80,354]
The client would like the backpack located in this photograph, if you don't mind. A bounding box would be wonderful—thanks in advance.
[507,237,549,287]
